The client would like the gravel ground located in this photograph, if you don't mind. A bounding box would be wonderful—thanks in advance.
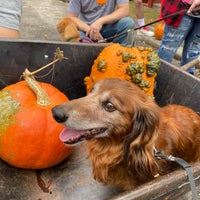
[20,0,67,40]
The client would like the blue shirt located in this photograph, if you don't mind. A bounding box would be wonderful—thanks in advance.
[0,0,22,30]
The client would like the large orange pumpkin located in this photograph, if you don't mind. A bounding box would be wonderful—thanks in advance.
[154,22,165,40]
[0,70,73,169]
[84,43,160,98]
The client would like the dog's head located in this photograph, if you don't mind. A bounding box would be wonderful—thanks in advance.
[57,18,80,42]
[52,78,161,181]
[52,78,160,144]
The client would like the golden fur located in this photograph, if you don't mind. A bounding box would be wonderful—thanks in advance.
[52,78,200,190]
[57,18,80,42]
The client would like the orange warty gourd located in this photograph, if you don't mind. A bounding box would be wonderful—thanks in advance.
[84,43,160,98]
[154,22,165,40]
[0,71,73,169]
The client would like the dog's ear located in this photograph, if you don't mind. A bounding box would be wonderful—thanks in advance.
[123,100,160,182]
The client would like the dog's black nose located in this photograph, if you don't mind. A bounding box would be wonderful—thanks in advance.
[52,106,68,123]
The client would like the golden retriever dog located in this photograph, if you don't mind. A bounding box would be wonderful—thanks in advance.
[57,18,80,42]
[52,78,200,190]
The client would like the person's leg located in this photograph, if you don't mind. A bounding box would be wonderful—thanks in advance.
[181,17,200,70]
[158,15,193,63]
[100,17,135,45]
[78,30,86,38]
[134,0,144,20]
[133,0,154,36]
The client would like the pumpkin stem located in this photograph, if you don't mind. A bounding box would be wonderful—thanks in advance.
[23,69,51,106]
[23,48,67,106]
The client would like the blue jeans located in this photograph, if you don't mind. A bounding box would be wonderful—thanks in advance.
[158,15,200,72]
[79,17,135,45]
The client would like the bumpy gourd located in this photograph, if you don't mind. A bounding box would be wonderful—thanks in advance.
[0,72,73,169]
[84,44,160,98]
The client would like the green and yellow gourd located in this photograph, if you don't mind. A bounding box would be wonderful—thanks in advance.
[84,43,160,98]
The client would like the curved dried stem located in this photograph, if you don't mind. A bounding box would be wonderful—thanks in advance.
[30,47,68,76]
[22,47,67,106]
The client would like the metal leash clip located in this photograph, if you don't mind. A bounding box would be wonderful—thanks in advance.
[153,147,199,200]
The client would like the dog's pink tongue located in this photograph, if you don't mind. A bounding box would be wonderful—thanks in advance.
[59,127,85,142]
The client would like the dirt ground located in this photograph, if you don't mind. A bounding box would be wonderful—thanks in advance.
[20,0,67,41]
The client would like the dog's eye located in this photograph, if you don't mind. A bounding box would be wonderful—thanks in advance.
[102,101,116,112]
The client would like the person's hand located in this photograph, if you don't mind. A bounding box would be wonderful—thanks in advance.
[86,20,103,41]
[86,28,103,41]
[187,0,200,13]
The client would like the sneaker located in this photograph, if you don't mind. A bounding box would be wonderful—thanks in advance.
[137,26,154,37]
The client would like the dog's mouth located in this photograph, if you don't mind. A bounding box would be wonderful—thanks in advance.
[59,127,107,145]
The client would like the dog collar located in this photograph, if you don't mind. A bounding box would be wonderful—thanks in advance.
[66,37,75,42]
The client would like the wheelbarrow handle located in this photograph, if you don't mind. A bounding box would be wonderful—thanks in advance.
[180,55,200,71]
